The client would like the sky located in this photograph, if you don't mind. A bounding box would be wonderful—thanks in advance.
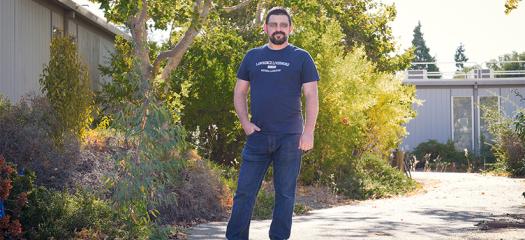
[79,0,525,73]
[383,0,525,73]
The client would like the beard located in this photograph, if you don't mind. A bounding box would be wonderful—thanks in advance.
[269,31,288,45]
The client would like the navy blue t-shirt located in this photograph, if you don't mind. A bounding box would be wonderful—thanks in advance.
[237,44,320,134]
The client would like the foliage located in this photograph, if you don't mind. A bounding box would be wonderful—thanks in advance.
[454,43,469,71]
[252,188,275,220]
[411,140,467,168]
[484,100,525,177]
[317,0,413,72]
[0,96,80,190]
[94,0,418,201]
[107,98,188,237]
[21,186,152,239]
[409,22,440,78]
[0,156,32,239]
[39,34,94,143]
[487,51,525,78]
[97,0,415,169]
[251,185,310,220]
[336,154,416,199]
[298,21,416,189]
[156,157,231,224]
[505,0,522,14]
[170,21,248,165]
[97,36,141,111]
[234,0,414,72]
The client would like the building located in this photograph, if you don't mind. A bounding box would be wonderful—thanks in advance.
[0,0,127,102]
[402,66,525,154]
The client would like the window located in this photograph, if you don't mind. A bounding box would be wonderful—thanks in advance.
[452,96,473,151]
[479,96,499,144]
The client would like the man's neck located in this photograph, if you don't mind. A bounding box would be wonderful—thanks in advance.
[267,42,289,50]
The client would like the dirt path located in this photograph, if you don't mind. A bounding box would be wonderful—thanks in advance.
[188,172,525,239]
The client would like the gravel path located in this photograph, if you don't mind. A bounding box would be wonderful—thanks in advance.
[188,172,525,239]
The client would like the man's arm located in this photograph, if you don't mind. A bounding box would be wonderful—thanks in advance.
[299,81,319,151]
[234,79,260,135]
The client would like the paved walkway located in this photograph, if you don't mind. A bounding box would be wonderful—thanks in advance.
[189,172,525,239]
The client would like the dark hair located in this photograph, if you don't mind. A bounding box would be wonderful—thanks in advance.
[265,7,291,25]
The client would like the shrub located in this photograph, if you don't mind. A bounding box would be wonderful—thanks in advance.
[335,154,416,199]
[252,188,275,220]
[156,156,231,224]
[299,45,417,197]
[21,187,151,239]
[0,155,33,239]
[39,34,94,143]
[108,99,188,236]
[0,96,80,190]
[251,186,310,220]
[484,103,525,177]
[411,140,467,169]
[169,23,248,165]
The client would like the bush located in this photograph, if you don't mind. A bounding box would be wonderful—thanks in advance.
[411,140,467,169]
[250,187,275,220]
[0,96,80,190]
[298,44,417,197]
[21,187,151,239]
[484,104,525,177]
[336,154,416,199]
[156,156,231,224]
[0,155,33,239]
[39,34,94,143]
[169,23,248,165]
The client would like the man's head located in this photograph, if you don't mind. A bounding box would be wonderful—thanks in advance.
[264,7,293,45]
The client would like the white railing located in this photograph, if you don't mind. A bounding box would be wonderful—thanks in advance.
[404,61,525,80]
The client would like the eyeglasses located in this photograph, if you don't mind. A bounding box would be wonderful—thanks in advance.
[267,22,289,28]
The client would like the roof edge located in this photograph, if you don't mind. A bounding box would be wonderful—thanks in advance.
[56,0,131,40]
[403,78,525,86]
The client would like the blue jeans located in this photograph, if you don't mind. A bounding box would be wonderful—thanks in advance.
[226,132,302,240]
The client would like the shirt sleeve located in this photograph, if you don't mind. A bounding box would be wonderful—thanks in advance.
[236,51,251,81]
[301,52,320,84]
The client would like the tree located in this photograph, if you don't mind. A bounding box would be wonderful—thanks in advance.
[40,34,94,143]
[409,22,440,78]
[488,51,525,78]
[454,43,469,71]
[91,1,256,233]
[93,0,257,96]
[505,0,521,14]
[156,0,414,165]
[317,0,413,73]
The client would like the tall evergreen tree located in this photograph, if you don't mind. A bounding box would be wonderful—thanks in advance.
[410,21,440,78]
[454,43,469,71]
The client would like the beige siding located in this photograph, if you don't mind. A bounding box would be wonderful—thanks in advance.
[51,10,63,33]
[67,19,77,39]
[0,0,116,102]
[14,0,51,101]
[99,36,115,85]
[0,0,16,101]
[77,23,100,89]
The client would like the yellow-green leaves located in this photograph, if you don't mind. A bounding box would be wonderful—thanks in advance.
[39,34,94,144]
[505,0,521,14]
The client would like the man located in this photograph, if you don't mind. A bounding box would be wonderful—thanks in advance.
[226,7,319,240]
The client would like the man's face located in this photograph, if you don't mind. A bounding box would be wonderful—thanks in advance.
[264,15,292,45]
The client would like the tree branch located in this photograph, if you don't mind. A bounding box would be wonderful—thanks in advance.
[130,0,152,85]
[255,0,265,26]
[223,0,253,13]
[155,0,212,81]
